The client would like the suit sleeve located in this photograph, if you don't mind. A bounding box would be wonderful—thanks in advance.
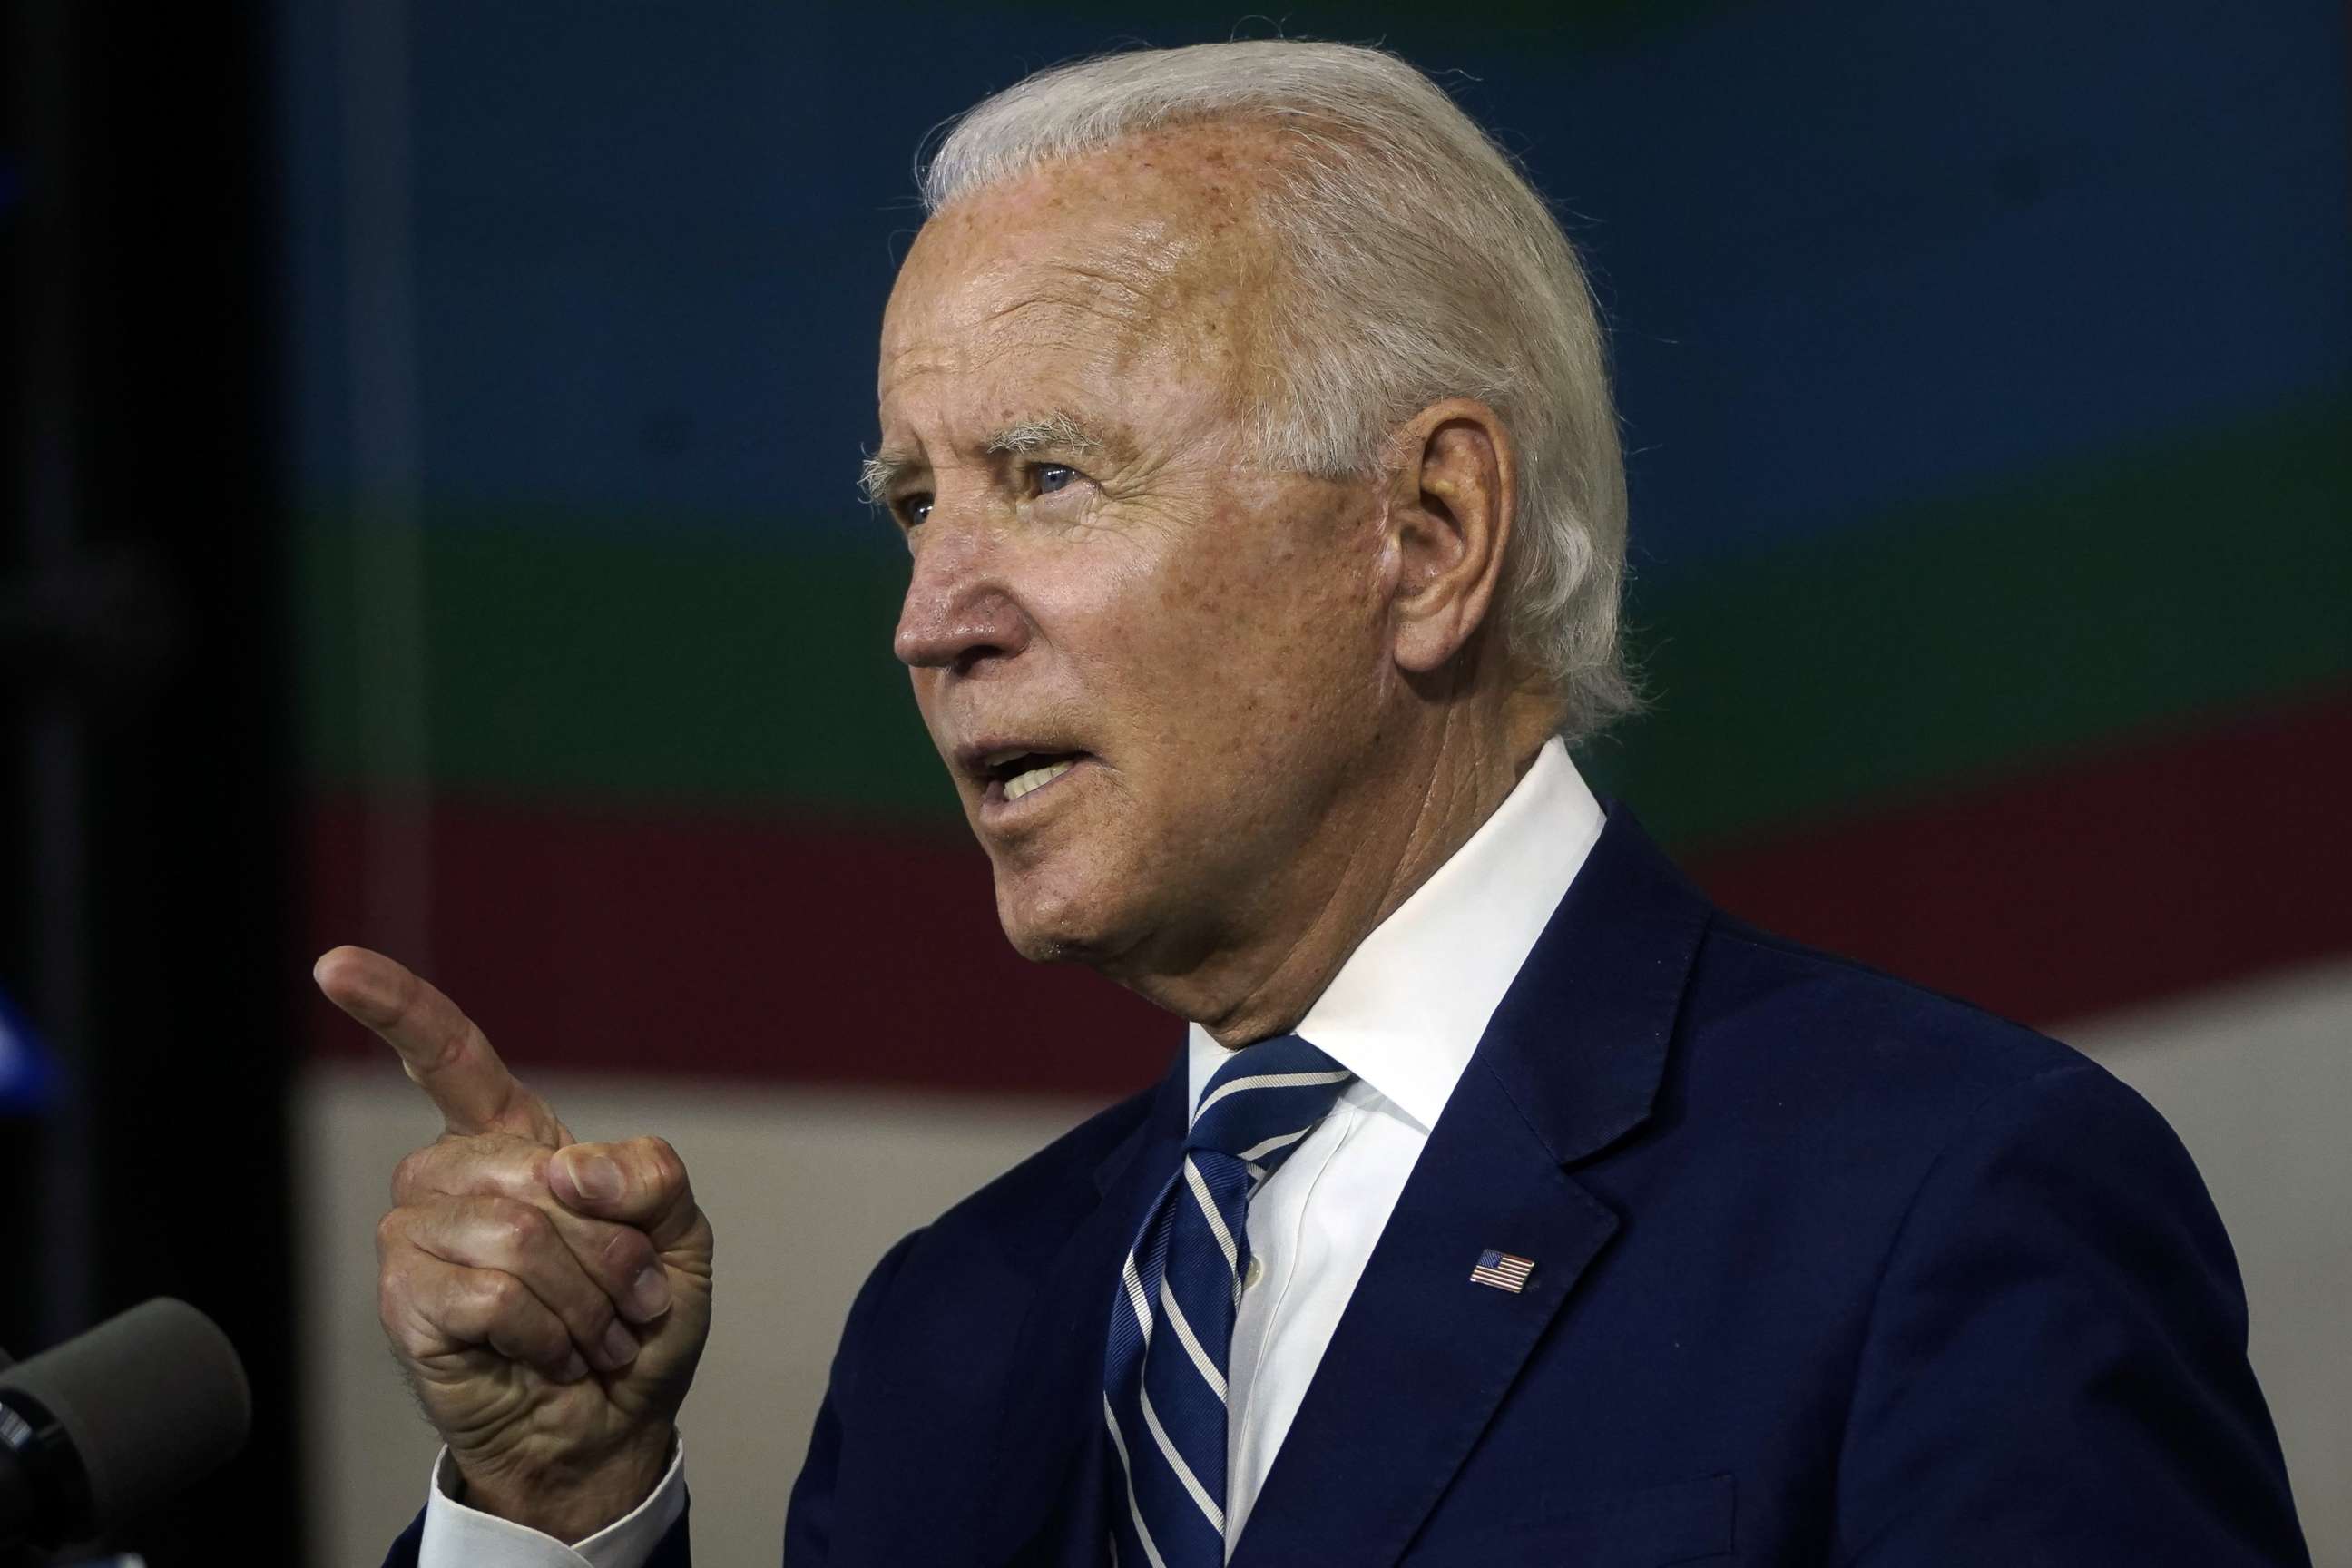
[1833,1061,2311,1566]
[781,1229,926,1566]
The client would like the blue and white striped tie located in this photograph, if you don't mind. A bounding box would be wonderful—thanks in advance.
[1102,1034,1352,1565]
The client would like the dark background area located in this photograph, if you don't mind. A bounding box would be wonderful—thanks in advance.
[3,4,296,1563]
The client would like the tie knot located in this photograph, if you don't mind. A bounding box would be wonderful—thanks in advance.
[1187,1034,1352,1171]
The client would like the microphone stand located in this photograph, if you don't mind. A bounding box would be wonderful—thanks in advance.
[0,1343,26,1568]
[0,1345,120,1568]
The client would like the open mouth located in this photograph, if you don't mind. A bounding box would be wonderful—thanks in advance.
[978,748,1090,807]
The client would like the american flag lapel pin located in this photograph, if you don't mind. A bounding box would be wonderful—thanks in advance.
[1469,1248,1535,1293]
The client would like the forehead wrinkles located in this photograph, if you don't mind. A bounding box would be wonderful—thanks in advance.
[917,240,1238,391]
[891,123,1289,378]
[877,279,1172,456]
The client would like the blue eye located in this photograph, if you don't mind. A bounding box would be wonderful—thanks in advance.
[1034,465,1075,495]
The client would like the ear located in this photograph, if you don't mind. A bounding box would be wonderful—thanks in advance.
[1384,398,1514,675]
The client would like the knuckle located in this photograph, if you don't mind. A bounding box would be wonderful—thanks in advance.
[377,1269,404,1328]
[514,1146,554,1195]
[382,1312,434,1363]
[633,1135,685,1190]
[485,1195,551,1254]
[374,1207,407,1257]
[389,1147,434,1202]
[434,1280,489,1338]
[475,1269,529,1318]
[377,1271,433,1355]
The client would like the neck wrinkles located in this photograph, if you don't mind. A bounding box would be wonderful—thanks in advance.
[1178,720,1534,1048]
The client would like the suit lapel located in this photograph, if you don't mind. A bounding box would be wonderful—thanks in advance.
[1229,808,1712,1567]
[1227,1064,1619,1567]
[976,1053,1189,1566]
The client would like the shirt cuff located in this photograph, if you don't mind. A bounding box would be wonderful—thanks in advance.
[416,1436,687,1568]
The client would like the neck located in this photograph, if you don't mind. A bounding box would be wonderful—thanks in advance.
[1134,691,1559,1048]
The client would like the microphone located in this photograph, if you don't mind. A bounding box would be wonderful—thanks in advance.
[0,1298,250,1553]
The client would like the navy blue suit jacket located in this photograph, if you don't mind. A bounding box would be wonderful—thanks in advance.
[388,809,2309,1565]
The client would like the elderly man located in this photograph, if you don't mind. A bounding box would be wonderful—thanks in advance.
[333,40,2309,1568]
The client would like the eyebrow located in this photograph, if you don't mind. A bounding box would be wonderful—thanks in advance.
[857,447,912,507]
[857,412,1106,507]
[984,412,1102,459]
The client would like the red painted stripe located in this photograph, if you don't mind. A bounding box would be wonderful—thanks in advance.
[1688,685,2352,1028]
[304,804,1169,1097]
[305,687,2352,1092]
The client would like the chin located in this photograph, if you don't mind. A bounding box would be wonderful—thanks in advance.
[993,869,1131,966]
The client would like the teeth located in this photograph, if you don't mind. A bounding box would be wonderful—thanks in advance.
[982,748,1031,769]
[1003,760,1076,801]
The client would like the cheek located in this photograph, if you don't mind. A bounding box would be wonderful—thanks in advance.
[1018,532,1198,682]
[1205,505,1386,680]
[1142,522,1384,760]
[1016,487,1386,765]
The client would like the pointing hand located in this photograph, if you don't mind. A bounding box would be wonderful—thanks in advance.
[317,946,714,1542]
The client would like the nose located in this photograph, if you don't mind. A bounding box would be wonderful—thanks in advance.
[892,525,1031,671]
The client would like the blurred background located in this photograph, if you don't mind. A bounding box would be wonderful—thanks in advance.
[2,1,2346,1563]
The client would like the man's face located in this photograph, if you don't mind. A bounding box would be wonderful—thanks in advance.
[874,129,1398,982]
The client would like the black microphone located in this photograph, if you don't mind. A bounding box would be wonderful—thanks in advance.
[0,1298,250,1553]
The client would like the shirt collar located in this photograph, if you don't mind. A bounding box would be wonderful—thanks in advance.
[1186,737,1605,1132]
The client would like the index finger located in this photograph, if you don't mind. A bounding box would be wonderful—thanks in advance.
[313,946,570,1144]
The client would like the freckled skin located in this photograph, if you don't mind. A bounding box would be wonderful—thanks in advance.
[878,122,1563,1045]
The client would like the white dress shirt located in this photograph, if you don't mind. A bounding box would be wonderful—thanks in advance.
[418,738,1602,1565]
[416,1440,686,1566]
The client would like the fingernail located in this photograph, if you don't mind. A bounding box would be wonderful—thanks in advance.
[557,1349,590,1383]
[600,1319,640,1371]
[561,1152,621,1203]
[629,1265,672,1323]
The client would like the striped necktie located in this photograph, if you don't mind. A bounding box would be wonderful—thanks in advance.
[1102,1034,1353,1566]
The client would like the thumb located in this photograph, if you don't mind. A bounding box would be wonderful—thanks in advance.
[548,1135,707,1256]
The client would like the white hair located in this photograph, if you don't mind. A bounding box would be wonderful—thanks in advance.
[919,39,1637,741]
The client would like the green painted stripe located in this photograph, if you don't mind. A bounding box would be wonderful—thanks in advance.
[296,395,2352,844]
[298,516,952,818]
[1586,395,2352,842]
